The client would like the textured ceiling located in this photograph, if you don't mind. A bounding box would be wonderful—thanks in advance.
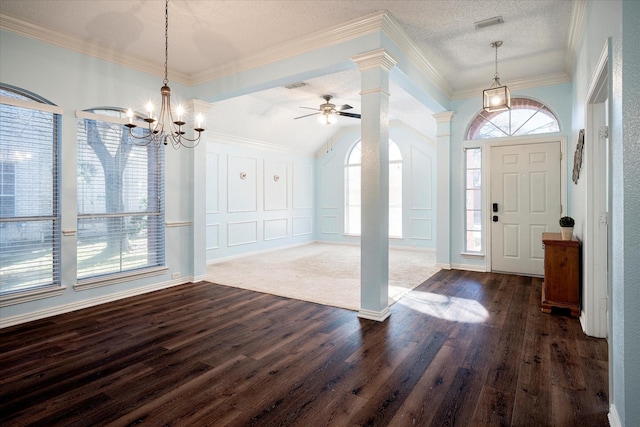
[0,0,578,154]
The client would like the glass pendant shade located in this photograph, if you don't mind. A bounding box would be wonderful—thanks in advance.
[318,113,337,125]
[483,84,511,112]
[482,40,511,113]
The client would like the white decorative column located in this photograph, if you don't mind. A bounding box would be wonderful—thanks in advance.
[351,48,397,322]
[433,111,454,269]
[190,99,212,281]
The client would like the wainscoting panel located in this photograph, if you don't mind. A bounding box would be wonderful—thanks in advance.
[321,156,338,209]
[206,223,220,250]
[228,155,257,213]
[264,218,288,241]
[293,163,313,209]
[410,218,432,240]
[321,215,338,234]
[264,160,288,211]
[411,146,432,210]
[206,152,219,213]
[228,221,258,247]
[292,216,313,236]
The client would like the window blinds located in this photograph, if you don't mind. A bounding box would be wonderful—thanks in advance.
[0,89,60,294]
[76,110,165,281]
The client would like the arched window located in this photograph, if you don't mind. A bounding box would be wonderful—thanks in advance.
[344,140,402,237]
[467,97,560,140]
[0,84,61,294]
[76,107,165,282]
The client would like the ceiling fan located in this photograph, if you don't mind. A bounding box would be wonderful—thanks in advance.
[294,95,361,124]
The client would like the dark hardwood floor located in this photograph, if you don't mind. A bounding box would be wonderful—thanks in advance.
[0,270,609,426]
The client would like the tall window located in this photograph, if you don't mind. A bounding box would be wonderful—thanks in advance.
[467,98,560,140]
[0,85,60,294]
[345,140,402,237]
[465,148,482,252]
[0,163,16,217]
[77,108,164,281]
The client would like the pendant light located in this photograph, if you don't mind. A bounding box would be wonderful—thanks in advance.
[482,41,511,113]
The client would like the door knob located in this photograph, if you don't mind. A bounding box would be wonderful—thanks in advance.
[493,215,499,222]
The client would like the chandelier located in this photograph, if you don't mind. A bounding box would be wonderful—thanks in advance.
[482,41,511,113]
[125,0,204,148]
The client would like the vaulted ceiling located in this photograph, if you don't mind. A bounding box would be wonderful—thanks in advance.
[0,0,582,155]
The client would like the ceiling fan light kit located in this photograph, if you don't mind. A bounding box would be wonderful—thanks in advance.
[294,95,361,125]
[482,40,511,113]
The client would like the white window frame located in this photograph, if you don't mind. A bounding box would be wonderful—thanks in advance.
[463,147,483,254]
[0,88,64,306]
[466,97,561,140]
[344,140,403,238]
[75,108,166,289]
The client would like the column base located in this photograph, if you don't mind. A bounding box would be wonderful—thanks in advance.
[357,306,391,322]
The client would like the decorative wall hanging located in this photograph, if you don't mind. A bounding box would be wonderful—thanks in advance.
[572,129,585,184]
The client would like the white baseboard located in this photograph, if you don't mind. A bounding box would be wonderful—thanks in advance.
[207,241,313,265]
[435,263,451,270]
[192,274,208,282]
[358,307,391,322]
[451,263,488,272]
[608,404,622,427]
[0,277,192,329]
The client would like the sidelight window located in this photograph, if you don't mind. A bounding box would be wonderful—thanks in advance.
[465,147,482,253]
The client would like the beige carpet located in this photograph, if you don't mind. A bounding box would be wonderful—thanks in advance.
[206,243,439,311]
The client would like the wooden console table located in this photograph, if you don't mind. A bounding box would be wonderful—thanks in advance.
[541,232,580,316]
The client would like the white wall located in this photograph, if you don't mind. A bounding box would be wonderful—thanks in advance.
[0,30,198,325]
[571,1,640,426]
[315,123,437,249]
[205,138,315,262]
[448,83,573,270]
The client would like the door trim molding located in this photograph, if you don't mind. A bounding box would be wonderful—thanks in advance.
[483,136,567,274]
[582,38,611,339]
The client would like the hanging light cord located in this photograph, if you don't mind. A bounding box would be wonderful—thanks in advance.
[494,43,499,80]
[163,0,169,86]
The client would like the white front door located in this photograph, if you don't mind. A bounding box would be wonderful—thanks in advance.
[490,142,561,276]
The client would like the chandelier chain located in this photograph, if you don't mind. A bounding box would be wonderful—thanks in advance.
[163,0,169,86]
[494,42,499,79]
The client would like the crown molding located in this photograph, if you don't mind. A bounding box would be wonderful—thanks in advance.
[379,12,454,97]
[451,72,571,101]
[565,0,586,79]
[2,9,453,99]
[0,13,191,85]
[190,11,387,85]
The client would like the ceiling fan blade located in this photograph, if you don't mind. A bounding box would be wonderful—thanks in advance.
[336,111,361,119]
[299,106,320,111]
[336,104,353,111]
[293,112,321,119]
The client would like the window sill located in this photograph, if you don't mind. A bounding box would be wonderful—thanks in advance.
[460,252,485,259]
[75,266,168,291]
[0,285,67,307]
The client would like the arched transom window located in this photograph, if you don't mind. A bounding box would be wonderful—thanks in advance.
[345,140,402,237]
[467,97,560,140]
